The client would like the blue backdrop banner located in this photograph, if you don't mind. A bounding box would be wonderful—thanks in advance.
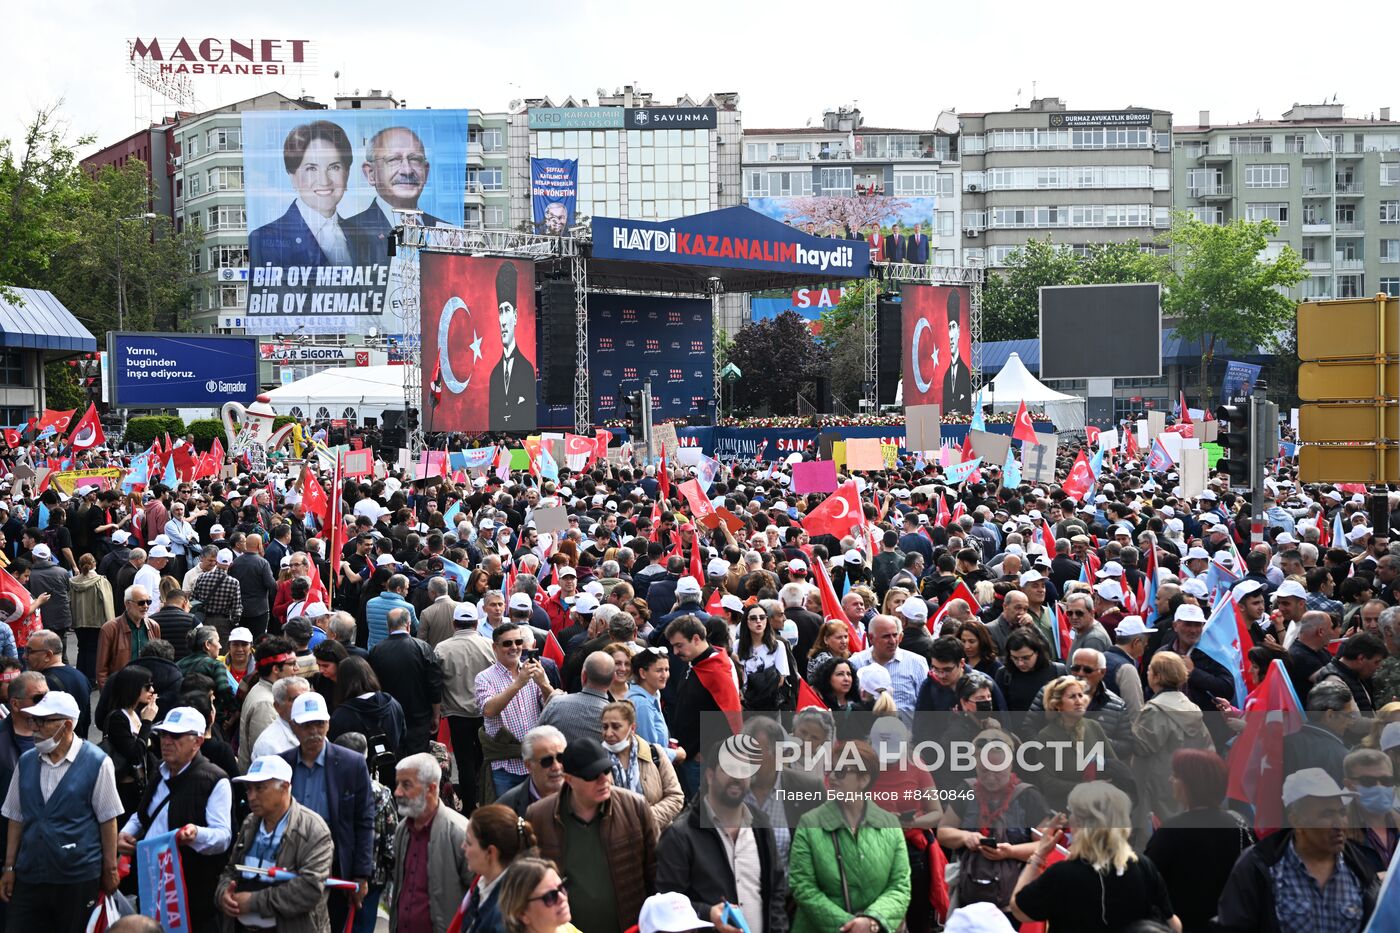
[110,334,258,408]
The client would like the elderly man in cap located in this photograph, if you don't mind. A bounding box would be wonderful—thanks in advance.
[133,544,172,614]
[528,736,659,933]
[389,752,471,933]
[0,691,122,930]
[218,754,334,933]
[1214,767,1380,932]
[279,691,375,929]
[193,547,244,645]
[97,584,163,689]
[435,601,494,811]
[1091,573,1126,636]
[1147,603,1234,714]
[252,675,312,759]
[1105,616,1149,717]
[119,706,232,930]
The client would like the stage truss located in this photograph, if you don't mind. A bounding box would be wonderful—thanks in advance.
[394,223,579,463]
[866,261,985,411]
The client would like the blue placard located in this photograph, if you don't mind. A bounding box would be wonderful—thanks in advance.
[593,206,870,278]
[110,334,258,408]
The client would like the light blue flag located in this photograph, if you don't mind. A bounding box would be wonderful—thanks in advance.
[1002,446,1021,489]
[443,501,462,526]
[1199,592,1248,706]
[696,455,721,494]
[439,557,470,593]
[1089,446,1105,481]
[36,502,49,533]
[162,454,177,487]
[539,450,559,483]
[969,389,986,433]
[450,447,497,471]
[943,458,982,486]
[122,449,152,493]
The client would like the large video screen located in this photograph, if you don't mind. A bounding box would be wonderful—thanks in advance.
[1040,283,1161,380]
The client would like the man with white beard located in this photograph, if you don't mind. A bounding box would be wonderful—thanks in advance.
[389,753,471,933]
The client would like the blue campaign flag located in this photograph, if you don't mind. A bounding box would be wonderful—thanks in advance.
[530,158,578,234]
[443,501,462,526]
[122,448,153,493]
[162,455,177,487]
[539,450,559,483]
[1200,593,1248,706]
[36,501,49,533]
[1221,361,1262,400]
[136,829,190,931]
[1002,446,1021,489]
[450,446,497,471]
[439,557,471,593]
[1365,837,1400,931]
[1089,446,1105,481]
[970,388,986,433]
[944,458,982,485]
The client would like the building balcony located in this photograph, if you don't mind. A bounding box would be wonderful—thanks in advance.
[1304,260,1332,272]
[1302,184,1332,196]
[467,142,485,166]
[1336,221,1365,233]
[1302,222,1333,234]
[1198,150,1235,163]
[1334,258,1365,272]
[1335,182,1363,195]
[1191,183,1233,199]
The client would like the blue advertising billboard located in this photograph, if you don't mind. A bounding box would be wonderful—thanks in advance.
[593,206,869,278]
[241,109,469,336]
[109,333,258,408]
[530,158,577,235]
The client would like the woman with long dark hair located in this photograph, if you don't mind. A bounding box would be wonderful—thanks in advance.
[328,656,406,773]
[104,664,157,819]
[735,601,791,709]
[452,803,540,933]
[995,628,1067,713]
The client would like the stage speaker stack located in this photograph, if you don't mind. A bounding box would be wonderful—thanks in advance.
[876,297,902,406]
[540,281,577,406]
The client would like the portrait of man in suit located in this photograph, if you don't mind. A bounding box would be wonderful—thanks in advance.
[488,261,536,431]
[941,289,972,414]
[885,222,906,263]
[344,126,445,262]
[537,201,569,235]
[908,222,929,264]
[249,120,365,270]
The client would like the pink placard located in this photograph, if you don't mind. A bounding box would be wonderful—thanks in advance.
[791,459,838,494]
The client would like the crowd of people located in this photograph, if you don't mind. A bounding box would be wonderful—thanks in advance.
[0,424,1395,933]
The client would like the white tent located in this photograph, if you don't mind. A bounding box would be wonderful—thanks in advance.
[263,365,407,423]
[980,352,1085,430]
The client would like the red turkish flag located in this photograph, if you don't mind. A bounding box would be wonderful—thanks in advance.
[1179,391,1193,424]
[1084,425,1101,448]
[2,429,19,449]
[36,408,75,435]
[66,404,105,451]
[593,429,613,463]
[1012,400,1038,444]
[301,472,330,526]
[1062,451,1095,501]
[802,480,863,539]
[796,677,828,711]
[657,448,671,502]
[0,569,39,649]
[678,479,715,525]
[929,579,982,632]
[1227,660,1303,836]
[541,631,566,668]
[1165,422,1195,439]
[812,555,865,652]
[170,443,198,481]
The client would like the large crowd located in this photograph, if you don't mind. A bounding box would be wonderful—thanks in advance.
[0,423,1395,933]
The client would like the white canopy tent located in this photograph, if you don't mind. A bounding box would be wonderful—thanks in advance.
[980,352,1085,430]
[262,364,407,424]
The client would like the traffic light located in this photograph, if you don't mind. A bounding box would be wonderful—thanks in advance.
[622,390,646,439]
[1216,403,1251,488]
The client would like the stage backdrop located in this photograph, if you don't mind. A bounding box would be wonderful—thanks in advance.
[901,284,972,416]
[538,294,712,426]
[241,109,468,336]
[421,255,537,433]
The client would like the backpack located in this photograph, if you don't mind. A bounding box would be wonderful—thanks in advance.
[955,781,1030,910]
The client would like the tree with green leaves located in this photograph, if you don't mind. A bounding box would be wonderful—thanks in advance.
[979,238,1082,341]
[817,280,874,410]
[727,310,829,415]
[1160,214,1305,407]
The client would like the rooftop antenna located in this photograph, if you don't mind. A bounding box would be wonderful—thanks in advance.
[1032,80,1037,100]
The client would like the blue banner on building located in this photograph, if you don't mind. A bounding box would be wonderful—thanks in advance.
[593,206,870,278]
[1221,360,1262,400]
[109,333,258,409]
[530,158,577,235]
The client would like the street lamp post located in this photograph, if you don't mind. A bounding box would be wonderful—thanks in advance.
[114,213,157,331]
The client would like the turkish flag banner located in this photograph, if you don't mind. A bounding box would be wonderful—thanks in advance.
[1062,450,1095,501]
[802,480,863,539]
[1012,400,1038,445]
[1084,425,1101,448]
[900,284,973,416]
[67,404,105,451]
[36,408,76,435]
[678,479,715,524]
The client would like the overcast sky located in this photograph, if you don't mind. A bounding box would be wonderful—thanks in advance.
[5,1,1394,156]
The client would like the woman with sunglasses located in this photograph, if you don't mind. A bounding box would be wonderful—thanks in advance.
[454,804,540,933]
[735,602,793,711]
[626,647,683,763]
[498,858,580,933]
[994,628,1067,715]
[103,664,158,820]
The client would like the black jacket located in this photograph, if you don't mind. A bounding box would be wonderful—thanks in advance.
[655,799,788,933]
[1212,828,1379,933]
[367,634,444,754]
[328,691,406,756]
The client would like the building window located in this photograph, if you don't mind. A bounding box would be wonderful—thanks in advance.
[1178,140,1207,157]
[207,166,243,191]
[467,167,504,191]
[1383,164,1400,187]
[745,142,770,162]
[1338,274,1364,298]
[1381,240,1400,263]
[218,285,246,308]
[211,245,249,269]
[1245,202,1289,225]
[818,167,852,194]
[961,135,985,154]
[205,127,241,152]
[464,205,482,228]
[964,247,985,264]
[933,249,955,266]
[1285,135,1306,153]
[936,211,955,237]
[894,172,936,196]
[1381,201,1400,224]
[484,205,506,228]
[188,174,202,197]
[1188,207,1224,224]
[1245,164,1289,188]
[936,173,955,197]
[0,349,24,387]
[1382,278,1400,297]
[185,135,199,158]
[1229,136,1272,154]
[480,129,504,151]
[206,206,246,231]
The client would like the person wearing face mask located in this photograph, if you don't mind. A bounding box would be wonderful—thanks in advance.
[1341,748,1400,875]
[389,752,471,933]
[599,701,683,831]
[0,691,123,930]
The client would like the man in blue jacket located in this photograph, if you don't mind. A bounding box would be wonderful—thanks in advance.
[279,691,374,932]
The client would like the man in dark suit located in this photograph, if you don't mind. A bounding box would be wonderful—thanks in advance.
[488,261,536,431]
[248,119,366,270]
[885,223,906,263]
[941,291,972,415]
[344,125,447,263]
[907,222,930,264]
[279,691,375,930]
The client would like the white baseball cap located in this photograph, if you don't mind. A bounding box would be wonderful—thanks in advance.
[573,593,600,615]
[1174,603,1206,624]
[557,565,577,578]
[453,602,480,623]
[1093,579,1124,602]
[788,558,808,574]
[25,691,80,721]
[111,530,131,545]
[291,692,330,724]
[229,626,254,643]
[943,902,1015,933]
[1281,767,1355,808]
[638,891,714,933]
[1186,547,1210,561]
[235,755,294,784]
[675,576,703,597]
[30,544,52,562]
[1018,570,1044,586]
[720,594,744,613]
[1380,721,1400,753]
[583,581,605,598]
[898,599,929,623]
[1275,580,1308,601]
[1232,580,1265,601]
[857,664,892,695]
[1095,561,1124,578]
[1115,616,1150,639]
[706,557,730,577]
[153,707,206,736]
[508,593,534,613]
[210,524,225,536]
[148,545,172,559]
[1181,578,1209,598]
[375,554,397,567]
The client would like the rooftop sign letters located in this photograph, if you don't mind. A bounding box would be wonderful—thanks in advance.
[128,37,311,75]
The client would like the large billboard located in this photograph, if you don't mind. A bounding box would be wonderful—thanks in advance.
[901,284,972,415]
[421,256,537,434]
[109,333,258,408]
[1039,283,1161,380]
[747,196,938,263]
[241,109,468,336]
[530,158,577,235]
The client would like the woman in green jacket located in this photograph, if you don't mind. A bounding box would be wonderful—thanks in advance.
[789,740,911,933]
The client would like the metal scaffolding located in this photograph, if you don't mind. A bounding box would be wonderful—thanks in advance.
[571,250,590,433]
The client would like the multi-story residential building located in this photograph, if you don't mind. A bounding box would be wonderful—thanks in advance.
[1172,103,1400,299]
[959,97,1173,267]
[81,114,185,220]
[466,112,511,230]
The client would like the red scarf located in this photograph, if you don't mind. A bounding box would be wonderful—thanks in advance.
[976,773,1023,837]
[690,649,743,734]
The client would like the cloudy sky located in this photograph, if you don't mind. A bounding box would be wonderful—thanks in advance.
[5,1,1393,154]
